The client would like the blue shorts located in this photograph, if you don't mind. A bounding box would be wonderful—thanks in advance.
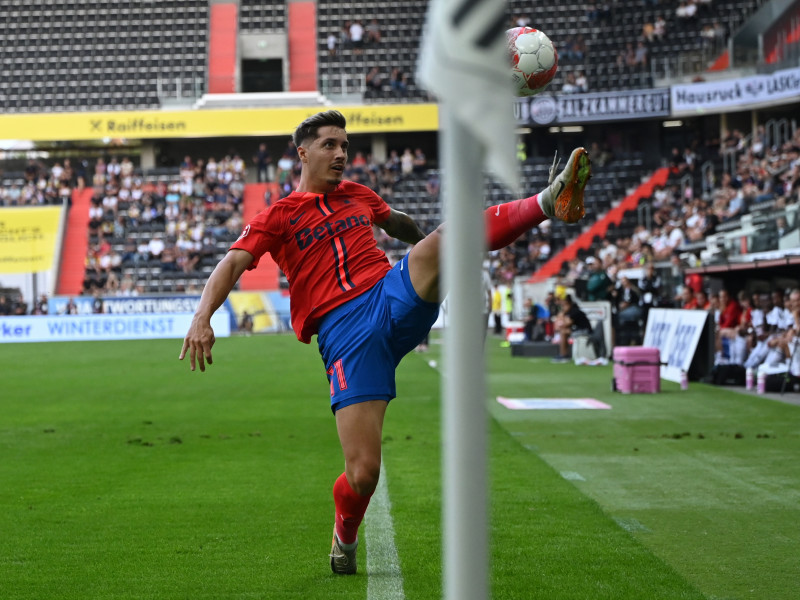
[316,254,440,413]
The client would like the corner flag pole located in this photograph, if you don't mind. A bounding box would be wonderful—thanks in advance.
[441,108,489,600]
[417,1,517,598]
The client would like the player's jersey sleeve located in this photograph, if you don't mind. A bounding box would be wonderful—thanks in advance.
[229,206,282,270]
[359,184,392,223]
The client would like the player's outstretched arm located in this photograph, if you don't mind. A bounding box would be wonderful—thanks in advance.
[179,249,253,372]
[377,208,427,245]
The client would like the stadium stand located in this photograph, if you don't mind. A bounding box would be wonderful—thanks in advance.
[574,119,800,266]
[0,0,208,112]
[546,119,800,355]
[316,1,429,99]
[239,0,287,32]
[314,0,769,100]
[0,0,779,110]
[1,173,66,207]
[570,0,768,89]
[70,155,247,296]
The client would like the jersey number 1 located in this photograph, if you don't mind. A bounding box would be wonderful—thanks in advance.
[327,358,348,396]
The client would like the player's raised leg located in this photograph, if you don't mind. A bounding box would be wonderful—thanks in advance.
[329,399,388,574]
[407,147,592,303]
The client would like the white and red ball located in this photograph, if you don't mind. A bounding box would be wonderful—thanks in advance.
[507,27,558,97]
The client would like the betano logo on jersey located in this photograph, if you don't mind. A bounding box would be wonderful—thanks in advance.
[295,215,370,250]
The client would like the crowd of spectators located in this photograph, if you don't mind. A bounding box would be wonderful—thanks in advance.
[0,291,32,316]
[364,65,410,99]
[507,122,799,352]
[561,122,800,295]
[3,118,798,332]
[616,41,649,72]
[322,17,418,99]
[594,0,725,84]
[315,0,762,102]
[699,20,727,51]
[514,250,799,388]
[0,158,81,206]
[561,71,589,94]
[710,287,800,384]
[560,35,587,63]
[673,125,799,238]
[328,19,382,56]
[0,140,441,312]
[81,153,247,296]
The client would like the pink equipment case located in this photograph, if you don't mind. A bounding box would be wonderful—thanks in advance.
[612,346,661,394]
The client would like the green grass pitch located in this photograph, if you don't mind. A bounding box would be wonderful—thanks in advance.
[1,334,798,599]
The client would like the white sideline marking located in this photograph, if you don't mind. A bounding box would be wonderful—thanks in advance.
[613,517,652,533]
[365,461,406,600]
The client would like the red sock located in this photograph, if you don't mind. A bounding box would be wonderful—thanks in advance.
[485,194,547,250]
[333,472,373,544]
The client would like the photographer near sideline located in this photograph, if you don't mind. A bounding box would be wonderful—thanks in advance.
[552,294,592,363]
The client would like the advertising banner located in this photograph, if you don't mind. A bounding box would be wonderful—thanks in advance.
[0,104,439,142]
[643,308,710,382]
[516,88,670,125]
[0,206,63,274]
[0,311,230,343]
[671,66,800,114]
[49,295,204,316]
[228,291,287,333]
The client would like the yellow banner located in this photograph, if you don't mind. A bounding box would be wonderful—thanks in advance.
[0,206,63,274]
[228,291,276,332]
[0,104,440,142]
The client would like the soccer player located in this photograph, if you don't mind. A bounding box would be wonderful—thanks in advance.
[179,110,591,574]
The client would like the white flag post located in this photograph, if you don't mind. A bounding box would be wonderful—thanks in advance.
[441,110,490,600]
[418,1,518,599]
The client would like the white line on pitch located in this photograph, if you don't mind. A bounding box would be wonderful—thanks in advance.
[365,461,406,600]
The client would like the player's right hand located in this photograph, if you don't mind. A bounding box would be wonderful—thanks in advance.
[179,317,215,372]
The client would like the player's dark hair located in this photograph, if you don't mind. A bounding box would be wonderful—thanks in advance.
[293,110,347,148]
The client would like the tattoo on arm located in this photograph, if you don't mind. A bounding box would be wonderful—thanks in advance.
[380,210,427,245]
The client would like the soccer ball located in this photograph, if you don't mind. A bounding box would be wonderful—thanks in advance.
[507,27,558,97]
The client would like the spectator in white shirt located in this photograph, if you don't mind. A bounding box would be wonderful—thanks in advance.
[598,238,618,264]
[51,162,64,182]
[148,235,165,259]
[350,20,364,53]
[575,71,588,93]
[561,72,579,94]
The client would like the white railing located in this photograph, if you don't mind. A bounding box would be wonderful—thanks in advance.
[156,76,205,100]
[650,34,729,82]
[765,117,791,149]
[319,73,366,96]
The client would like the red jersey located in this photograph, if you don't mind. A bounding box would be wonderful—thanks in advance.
[683,300,698,310]
[719,300,743,329]
[230,180,392,343]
